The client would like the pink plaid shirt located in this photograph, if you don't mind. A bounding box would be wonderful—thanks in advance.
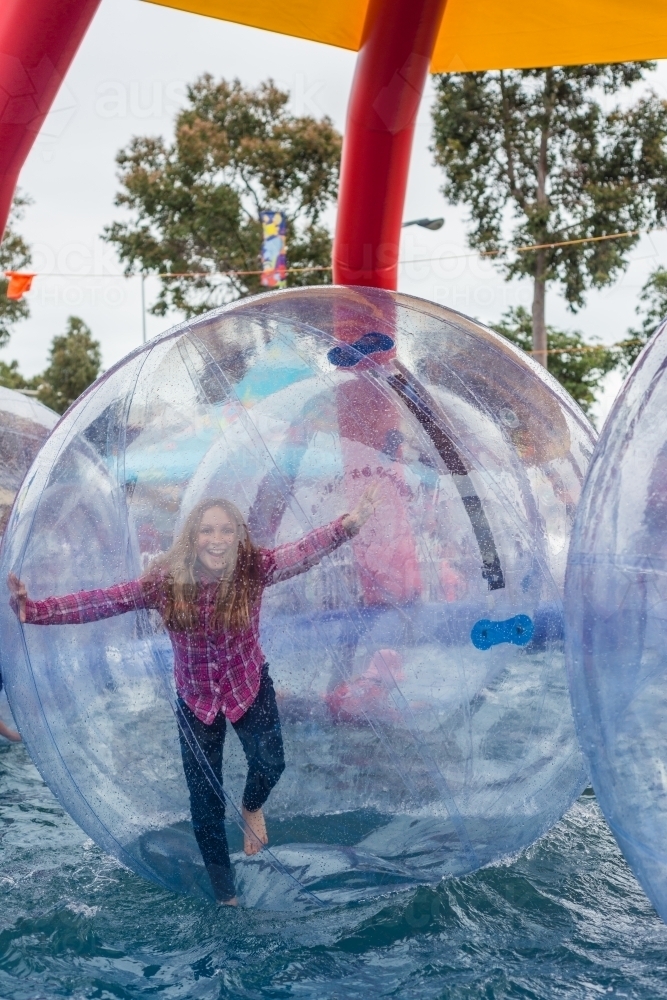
[24,517,352,724]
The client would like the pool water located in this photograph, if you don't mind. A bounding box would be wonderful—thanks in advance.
[2,732,667,1000]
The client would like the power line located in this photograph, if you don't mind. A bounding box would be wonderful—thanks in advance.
[11,223,665,282]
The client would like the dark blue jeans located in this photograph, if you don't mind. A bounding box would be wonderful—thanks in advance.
[176,665,285,901]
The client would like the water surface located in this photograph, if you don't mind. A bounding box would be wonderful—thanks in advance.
[1,735,666,999]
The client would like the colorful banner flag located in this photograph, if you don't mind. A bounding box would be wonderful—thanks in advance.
[260,211,287,288]
[4,272,36,300]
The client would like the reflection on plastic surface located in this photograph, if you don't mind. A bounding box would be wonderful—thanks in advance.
[565,317,667,924]
[1,286,594,909]
[0,386,57,535]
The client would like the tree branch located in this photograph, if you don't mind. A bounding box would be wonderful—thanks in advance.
[499,72,528,212]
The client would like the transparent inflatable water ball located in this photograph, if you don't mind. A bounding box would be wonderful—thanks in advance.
[566,318,667,923]
[0,386,57,534]
[1,287,593,909]
[0,386,56,731]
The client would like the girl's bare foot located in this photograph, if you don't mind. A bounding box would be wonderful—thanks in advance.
[242,806,268,855]
[218,896,238,906]
[0,720,20,742]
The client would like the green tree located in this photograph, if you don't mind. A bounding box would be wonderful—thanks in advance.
[36,317,102,414]
[432,64,667,367]
[492,306,617,416]
[617,266,667,371]
[0,193,32,345]
[103,76,341,317]
[0,359,32,391]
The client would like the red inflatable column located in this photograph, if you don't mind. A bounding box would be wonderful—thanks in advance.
[332,0,448,290]
[0,0,101,237]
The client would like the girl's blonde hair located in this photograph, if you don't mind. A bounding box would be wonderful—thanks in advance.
[148,497,261,632]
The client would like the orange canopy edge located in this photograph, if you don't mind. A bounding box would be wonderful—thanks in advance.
[143,0,667,71]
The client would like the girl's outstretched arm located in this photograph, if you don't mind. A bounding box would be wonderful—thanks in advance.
[264,484,380,586]
[7,572,162,626]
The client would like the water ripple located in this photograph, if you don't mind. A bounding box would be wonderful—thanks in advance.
[2,743,667,999]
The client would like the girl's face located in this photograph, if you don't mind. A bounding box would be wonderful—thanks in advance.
[196,507,237,575]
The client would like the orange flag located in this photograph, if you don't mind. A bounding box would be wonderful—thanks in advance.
[4,272,36,300]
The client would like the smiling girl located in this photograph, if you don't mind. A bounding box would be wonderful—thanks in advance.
[9,486,378,904]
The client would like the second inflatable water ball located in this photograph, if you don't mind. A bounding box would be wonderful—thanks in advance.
[1,287,593,908]
[0,387,57,741]
[0,386,57,534]
[566,317,667,924]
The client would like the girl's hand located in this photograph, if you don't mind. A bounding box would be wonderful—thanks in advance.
[8,573,26,623]
[343,483,381,534]
[0,719,21,742]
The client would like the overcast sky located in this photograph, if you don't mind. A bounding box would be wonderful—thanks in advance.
[10,0,667,425]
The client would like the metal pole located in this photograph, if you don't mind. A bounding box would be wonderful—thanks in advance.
[141,273,146,345]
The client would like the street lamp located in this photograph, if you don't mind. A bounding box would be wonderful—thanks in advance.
[402,217,444,230]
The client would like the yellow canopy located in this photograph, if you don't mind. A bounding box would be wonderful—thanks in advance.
[144,0,667,72]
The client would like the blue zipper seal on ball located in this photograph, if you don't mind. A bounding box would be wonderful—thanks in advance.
[470,614,535,650]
